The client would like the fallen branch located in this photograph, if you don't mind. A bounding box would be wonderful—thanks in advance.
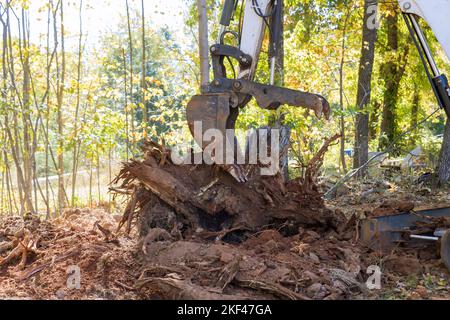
[304,134,341,193]
[0,229,37,270]
[18,247,81,281]
[235,278,310,300]
[136,275,249,300]
[95,221,119,244]
[215,256,242,292]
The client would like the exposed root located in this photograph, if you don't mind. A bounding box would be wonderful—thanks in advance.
[235,278,310,300]
[215,256,241,291]
[0,229,41,270]
[136,274,249,300]
[112,138,343,241]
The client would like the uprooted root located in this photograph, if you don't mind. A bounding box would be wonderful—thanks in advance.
[112,137,345,240]
[0,228,41,270]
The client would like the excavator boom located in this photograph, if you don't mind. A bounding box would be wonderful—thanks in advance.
[399,0,450,60]
[399,0,450,119]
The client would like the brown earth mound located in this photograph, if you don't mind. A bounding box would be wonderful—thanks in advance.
[2,138,449,300]
[105,137,373,300]
[0,210,141,300]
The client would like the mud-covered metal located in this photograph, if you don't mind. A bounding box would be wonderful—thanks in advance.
[360,207,450,250]
[441,229,450,271]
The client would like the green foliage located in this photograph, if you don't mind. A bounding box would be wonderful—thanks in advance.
[2,0,450,214]
[170,0,450,176]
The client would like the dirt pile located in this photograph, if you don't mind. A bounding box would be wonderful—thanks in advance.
[137,227,369,300]
[0,210,370,300]
[1,140,450,300]
[0,207,448,300]
[106,138,378,300]
[0,210,141,300]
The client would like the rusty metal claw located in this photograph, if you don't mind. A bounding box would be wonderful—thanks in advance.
[223,164,248,183]
[186,78,331,184]
[317,95,331,120]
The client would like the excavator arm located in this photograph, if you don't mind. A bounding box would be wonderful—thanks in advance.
[399,0,450,60]
[399,0,450,119]
[187,0,330,182]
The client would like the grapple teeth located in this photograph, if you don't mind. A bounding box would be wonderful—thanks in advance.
[317,95,331,120]
[312,95,331,120]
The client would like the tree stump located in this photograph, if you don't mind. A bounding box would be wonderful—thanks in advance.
[112,137,342,240]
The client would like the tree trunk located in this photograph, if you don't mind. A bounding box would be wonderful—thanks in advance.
[71,0,83,207]
[108,147,112,211]
[338,5,351,174]
[97,150,101,204]
[197,0,210,89]
[1,6,12,214]
[45,1,52,218]
[89,160,93,207]
[141,0,148,136]
[369,100,380,141]
[438,120,450,186]
[1,172,5,214]
[56,0,66,215]
[21,9,34,214]
[1,162,4,213]
[3,152,15,215]
[126,0,135,148]
[268,0,290,182]
[4,3,33,215]
[379,13,409,151]
[123,49,130,160]
[353,0,378,175]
